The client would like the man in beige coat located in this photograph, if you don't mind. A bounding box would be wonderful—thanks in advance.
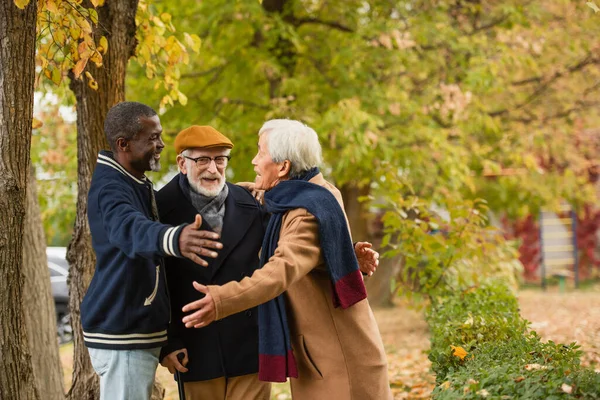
[181,119,392,400]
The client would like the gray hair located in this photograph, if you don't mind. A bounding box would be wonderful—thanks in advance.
[104,102,157,152]
[258,119,322,178]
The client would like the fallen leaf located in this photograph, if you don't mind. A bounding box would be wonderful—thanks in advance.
[450,345,468,360]
[514,376,525,382]
[561,383,573,394]
[524,363,548,371]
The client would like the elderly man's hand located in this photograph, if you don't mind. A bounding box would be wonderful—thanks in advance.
[179,215,223,267]
[182,282,217,328]
[355,241,379,276]
[160,349,189,374]
[236,181,264,203]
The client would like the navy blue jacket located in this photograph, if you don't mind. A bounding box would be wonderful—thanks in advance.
[156,175,268,382]
[82,151,186,350]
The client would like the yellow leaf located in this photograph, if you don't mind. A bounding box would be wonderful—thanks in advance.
[72,58,88,79]
[183,33,202,53]
[90,0,98,7]
[88,79,98,90]
[44,69,52,80]
[177,91,188,106]
[90,51,103,67]
[51,68,62,85]
[54,29,66,46]
[45,0,58,14]
[32,118,43,129]
[99,36,108,55]
[14,0,30,9]
[160,13,172,23]
[38,56,49,69]
[450,345,468,361]
[70,26,82,40]
[84,71,93,80]
[440,381,451,390]
[96,0,105,5]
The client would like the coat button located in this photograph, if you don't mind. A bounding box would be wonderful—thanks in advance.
[245,310,252,317]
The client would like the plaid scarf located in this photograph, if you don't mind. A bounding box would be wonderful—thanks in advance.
[258,168,367,382]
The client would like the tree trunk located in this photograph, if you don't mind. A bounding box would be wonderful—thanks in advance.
[0,2,40,400]
[340,184,399,306]
[65,1,148,399]
[23,166,65,399]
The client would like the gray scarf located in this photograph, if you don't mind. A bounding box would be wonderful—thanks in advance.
[187,182,228,233]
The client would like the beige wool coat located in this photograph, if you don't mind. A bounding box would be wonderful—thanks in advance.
[207,173,392,400]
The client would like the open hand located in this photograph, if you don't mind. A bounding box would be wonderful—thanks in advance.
[182,282,217,328]
[179,215,223,267]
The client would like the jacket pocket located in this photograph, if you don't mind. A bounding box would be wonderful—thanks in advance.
[144,265,160,306]
[295,335,323,380]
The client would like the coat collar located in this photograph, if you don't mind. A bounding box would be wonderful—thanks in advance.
[96,150,147,185]
[208,183,259,277]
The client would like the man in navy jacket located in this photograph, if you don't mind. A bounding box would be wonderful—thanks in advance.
[82,103,223,400]
[156,126,271,400]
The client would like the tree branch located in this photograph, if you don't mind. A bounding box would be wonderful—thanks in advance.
[288,16,354,33]
[181,65,226,79]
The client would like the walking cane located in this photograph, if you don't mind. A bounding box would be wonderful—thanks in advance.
[175,352,186,400]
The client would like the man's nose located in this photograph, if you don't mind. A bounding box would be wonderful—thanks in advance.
[206,160,218,173]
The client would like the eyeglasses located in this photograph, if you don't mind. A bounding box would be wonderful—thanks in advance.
[183,155,231,167]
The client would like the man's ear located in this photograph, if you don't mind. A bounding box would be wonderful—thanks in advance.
[116,137,129,152]
[278,160,291,178]
[177,155,187,173]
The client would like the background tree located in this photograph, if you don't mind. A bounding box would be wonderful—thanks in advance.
[126,0,599,302]
[0,1,40,399]
[23,165,65,399]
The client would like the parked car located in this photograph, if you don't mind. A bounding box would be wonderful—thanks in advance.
[47,247,72,344]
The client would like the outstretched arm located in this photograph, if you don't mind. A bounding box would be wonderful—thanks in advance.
[181,210,321,328]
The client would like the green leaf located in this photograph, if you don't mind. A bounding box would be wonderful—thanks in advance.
[88,8,99,24]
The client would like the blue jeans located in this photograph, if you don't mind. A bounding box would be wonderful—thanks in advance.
[88,347,160,400]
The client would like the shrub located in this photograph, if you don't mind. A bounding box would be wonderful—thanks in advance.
[427,282,600,399]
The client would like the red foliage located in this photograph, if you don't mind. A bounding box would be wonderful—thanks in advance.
[575,205,600,279]
[502,215,541,281]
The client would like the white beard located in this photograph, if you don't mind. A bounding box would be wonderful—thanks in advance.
[189,176,225,198]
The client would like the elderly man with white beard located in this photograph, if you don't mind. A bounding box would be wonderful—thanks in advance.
[155,125,273,400]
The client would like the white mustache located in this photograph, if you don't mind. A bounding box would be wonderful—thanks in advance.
[200,173,221,179]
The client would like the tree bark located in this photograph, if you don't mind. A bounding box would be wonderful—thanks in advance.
[23,166,65,399]
[66,1,146,399]
[340,184,399,306]
[0,1,40,400]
